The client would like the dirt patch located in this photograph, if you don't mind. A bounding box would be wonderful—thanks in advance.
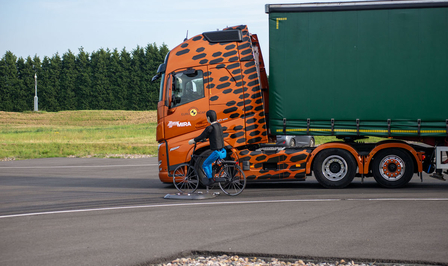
[0,110,157,127]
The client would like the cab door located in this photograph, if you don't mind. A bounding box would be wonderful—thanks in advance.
[164,67,210,140]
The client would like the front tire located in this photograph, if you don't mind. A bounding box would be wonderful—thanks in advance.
[372,149,414,188]
[313,149,357,188]
[173,163,199,193]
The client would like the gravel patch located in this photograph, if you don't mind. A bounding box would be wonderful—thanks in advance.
[148,252,445,266]
[160,255,363,266]
[0,157,16,161]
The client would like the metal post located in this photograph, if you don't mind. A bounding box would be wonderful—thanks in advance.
[34,73,38,112]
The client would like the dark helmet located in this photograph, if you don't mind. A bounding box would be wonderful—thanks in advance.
[206,110,217,122]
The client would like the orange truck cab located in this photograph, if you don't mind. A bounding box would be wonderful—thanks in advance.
[154,25,273,184]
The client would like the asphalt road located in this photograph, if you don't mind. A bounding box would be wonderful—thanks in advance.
[1,157,448,266]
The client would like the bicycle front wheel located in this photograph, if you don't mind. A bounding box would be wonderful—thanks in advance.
[218,163,246,196]
[173,163,199,193]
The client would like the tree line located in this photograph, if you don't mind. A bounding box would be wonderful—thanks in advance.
[0,44,169,112]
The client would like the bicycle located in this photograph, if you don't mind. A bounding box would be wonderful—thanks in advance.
[172,142,246,196]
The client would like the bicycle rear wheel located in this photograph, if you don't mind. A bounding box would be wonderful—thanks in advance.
[173,163,199,193]
[218,163,246,196]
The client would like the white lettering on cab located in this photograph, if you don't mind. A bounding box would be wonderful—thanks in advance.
[168,121,192,128]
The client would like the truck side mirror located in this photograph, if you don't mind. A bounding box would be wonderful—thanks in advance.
[151,63,166,82]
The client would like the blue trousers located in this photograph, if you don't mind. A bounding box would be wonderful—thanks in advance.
[203,148,227,179]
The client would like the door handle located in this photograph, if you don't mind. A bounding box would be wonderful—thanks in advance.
[168,107,177,115]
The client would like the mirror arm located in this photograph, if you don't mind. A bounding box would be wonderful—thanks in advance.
[151,74,160,83]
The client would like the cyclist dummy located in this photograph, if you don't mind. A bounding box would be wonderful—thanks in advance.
[188,110,226,186]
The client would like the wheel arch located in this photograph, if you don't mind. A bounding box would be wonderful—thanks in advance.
[306,142,363,174]
[364,142,423,174]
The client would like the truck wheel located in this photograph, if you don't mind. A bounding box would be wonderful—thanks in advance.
[313,149,357,188]
[372,149,414,188]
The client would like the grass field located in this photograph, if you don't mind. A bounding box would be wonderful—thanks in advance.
[0,110,386,161]
[0,110,158,160]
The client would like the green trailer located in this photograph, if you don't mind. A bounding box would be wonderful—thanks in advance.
[266,1,448,138]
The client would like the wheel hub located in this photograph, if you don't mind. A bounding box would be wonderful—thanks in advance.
[330,162,341,173]
[380,155,405,181]
[322,155,348,181]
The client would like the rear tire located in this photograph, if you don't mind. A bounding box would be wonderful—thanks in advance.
[313,149,357,188]
[173,163,199,193]
[372,149,414,188]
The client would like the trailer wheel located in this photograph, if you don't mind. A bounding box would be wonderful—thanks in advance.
[313,149,357,188]
[372,149,414,188]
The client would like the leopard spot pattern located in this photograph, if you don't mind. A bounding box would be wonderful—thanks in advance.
[237,148,310,181]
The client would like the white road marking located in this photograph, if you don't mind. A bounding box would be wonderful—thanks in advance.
[0,164,157,169]
[346,198,448,201]
[1,198,447,219]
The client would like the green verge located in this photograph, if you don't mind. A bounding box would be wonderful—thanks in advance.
[0,110,158,160]
[0,143,157,160]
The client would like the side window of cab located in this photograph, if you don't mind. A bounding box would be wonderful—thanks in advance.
[171,69,204,107]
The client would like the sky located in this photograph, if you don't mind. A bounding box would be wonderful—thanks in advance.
[0,0,340,71]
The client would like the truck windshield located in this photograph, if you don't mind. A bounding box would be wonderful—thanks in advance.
[171,70,204,107]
